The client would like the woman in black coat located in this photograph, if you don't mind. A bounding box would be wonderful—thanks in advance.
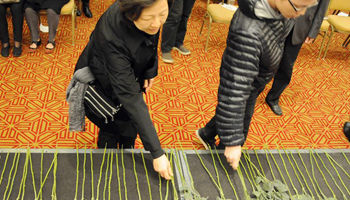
[0,0,24,57]
[73,0,173,180]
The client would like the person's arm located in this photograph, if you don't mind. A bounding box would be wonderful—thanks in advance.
[307,0,330,39]
[104,43,163,159]
[216,31,261,169]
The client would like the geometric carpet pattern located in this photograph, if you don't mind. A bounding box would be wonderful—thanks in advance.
[0,0,349,150]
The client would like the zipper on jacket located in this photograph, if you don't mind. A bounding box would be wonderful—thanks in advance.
[84,96,109,123]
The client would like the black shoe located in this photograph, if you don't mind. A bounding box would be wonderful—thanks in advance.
[344,122,350,141]
[82,4,93,18]
[13,45,22,57]
[266,101,283,116]
[1,44,10,57]
[76,9,81,16]
[196,128,216,150]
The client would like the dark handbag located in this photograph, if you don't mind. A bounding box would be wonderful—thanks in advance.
[84,83,122,123]
[0,0,20,3]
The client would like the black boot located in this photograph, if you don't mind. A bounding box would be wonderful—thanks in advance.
[344,122,350,141]
[82,0,92,18]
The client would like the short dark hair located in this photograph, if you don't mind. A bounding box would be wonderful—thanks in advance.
[118,0,173,21]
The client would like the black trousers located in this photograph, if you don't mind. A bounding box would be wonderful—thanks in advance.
[0,1,24,44]
[265,30,303,104]
[161,0,195,53]
[203,77,271,145]
[85,104,137,149]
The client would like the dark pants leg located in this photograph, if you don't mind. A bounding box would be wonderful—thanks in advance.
[85,106,137,149]
[0,4,10,44]
[161,0,183,53]
[174,0,195,47]
[266,31,303,105]
[10,2,24,43]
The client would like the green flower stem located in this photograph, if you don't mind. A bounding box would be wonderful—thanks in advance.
[309,151,327,199]
[40,150,43,200]
[115,152,121,200]
[17,151,29,200]
[297,149,322,200]
[52,151,58,200]
[240,158,255,191]
[194,149,221,190]
[288,150,314,198]
[159,174,162,200]
[90,150,94,200]
[28,151,37,199]
[277,148,298,197]
[208,147,225,199]
[343,152,350,166]
[215,148,239,200]
[0,153,10,188]
[21,149,31,200]
[254,150,266,178]
[282,149,305,194]
[74,147,79,200]
[264,150,276,180]
[310,150,335,199]
[81,147,87,200]
[315,151,346,199]
[164,151,170,200]
[169,150,178,200]
[121,148,127,200]
[3,152,19,200]
[237,164,249,200]
[267,149,292,197]
[36,151,58,200]
[103,150,111,200]
[244,151,257,180]
[108,151,114,200]
[96,146,107,200]
[141,150,152,200]
[327,152,350,179]
[325,152,350,197]
[131,150,142,200]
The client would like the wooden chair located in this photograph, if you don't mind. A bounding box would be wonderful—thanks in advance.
[319,0,350,58]
[199,0,237,52]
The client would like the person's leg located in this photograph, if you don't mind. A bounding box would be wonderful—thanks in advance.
[114,108,137,149]
[265,31,303,115]
[25,7,41,49]
[0,4,10,57]
[196,116,217,149]
[173,0,195,55]
[10,1,24,57]
[161,0,183,63]
[46,9,59,43]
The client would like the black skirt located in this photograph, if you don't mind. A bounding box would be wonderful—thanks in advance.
[25,0,69,14]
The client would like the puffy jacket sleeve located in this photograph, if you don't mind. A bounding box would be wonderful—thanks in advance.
[103,42,164,159]
[216,30,262,147]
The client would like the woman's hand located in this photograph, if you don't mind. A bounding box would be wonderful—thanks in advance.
[143,78,154,93]
[224,145,242,170]
[153,154,173,180]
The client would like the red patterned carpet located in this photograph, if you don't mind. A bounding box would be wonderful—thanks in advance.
[0,0,349,150]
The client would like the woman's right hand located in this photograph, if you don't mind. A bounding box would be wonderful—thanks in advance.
[153,154,173,180]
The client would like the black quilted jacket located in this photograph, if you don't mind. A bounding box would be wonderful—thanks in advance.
[216,0,295,146]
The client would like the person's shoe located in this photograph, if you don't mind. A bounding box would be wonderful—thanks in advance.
[161,52,174,64]
[82,2,93,18]
[195,128,216,150]
[173,45,191,55]
[1,44,10,57]
[13,45,22,57]
[344,122,350,141]
[76,9,81,16]
[266,101,283,116]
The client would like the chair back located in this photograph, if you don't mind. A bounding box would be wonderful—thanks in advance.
[61,0,75,15]
[328,0,350,12]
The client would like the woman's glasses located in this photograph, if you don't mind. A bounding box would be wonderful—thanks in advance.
[288,0,319,12]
